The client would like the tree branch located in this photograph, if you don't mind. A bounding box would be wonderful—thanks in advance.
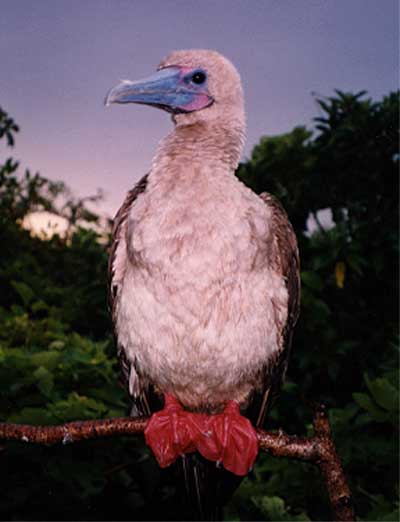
[0,416,147,445]
[0,405,354,521]
[258,404,354,521]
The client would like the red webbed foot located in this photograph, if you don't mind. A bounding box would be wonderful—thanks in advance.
[196,401,259,476]
[144,396,259,476]
[144,393,205,467]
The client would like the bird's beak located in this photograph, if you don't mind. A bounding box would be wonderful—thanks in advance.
[105,67,213,114]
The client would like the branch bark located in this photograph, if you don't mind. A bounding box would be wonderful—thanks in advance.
[0,405,354,521]
[258,404,355,521]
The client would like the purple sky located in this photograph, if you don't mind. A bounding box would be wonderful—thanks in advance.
[1,0,398,217]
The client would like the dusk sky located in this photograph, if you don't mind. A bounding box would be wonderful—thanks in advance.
[1,0,398,217]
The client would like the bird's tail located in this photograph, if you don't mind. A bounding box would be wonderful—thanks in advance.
[175,452,243,521]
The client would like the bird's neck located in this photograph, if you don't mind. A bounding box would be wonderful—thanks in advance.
[152,122,245,179]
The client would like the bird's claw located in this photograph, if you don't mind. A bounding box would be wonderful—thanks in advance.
[196,400,259,475]
[144,393,198,467]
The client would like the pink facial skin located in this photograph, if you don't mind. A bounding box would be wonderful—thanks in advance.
[182,92,213,111]
[178,66,214,112]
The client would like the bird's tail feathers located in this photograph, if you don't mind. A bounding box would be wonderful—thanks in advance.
[175,452,242,521]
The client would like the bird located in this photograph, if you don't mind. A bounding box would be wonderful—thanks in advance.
[105,49,300,520]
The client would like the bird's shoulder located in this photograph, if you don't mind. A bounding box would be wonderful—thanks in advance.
[259,193,299,276]
[259,190,300,334]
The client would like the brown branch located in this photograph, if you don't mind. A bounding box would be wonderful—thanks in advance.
[258,404,355,521]
[0,406,354,521]
[0,416,147,445]
[312,405,355,522]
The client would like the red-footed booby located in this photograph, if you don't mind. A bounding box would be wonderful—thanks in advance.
[106,49,300,518]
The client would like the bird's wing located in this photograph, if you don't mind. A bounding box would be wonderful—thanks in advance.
[246,192,300,428]
[108,174,161,417]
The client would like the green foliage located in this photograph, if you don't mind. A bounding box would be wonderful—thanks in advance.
[0,107,19,146]
[0,90,398,521]
[353,372,399,424]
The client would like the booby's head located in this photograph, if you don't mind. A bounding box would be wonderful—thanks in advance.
[105,49,245,129]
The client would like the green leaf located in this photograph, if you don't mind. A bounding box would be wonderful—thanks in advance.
[251,495,310,521]
[48,340,66,350]
[33,366,54,397]
[252,495,286,520]
[353,392,389,422]
[7,406,53,424]
[301,271,324,291]
[49,392,108,422]
[364,374,399,412]
[31,350,61,370]
[31,300,49,313]
[10,280,35,307]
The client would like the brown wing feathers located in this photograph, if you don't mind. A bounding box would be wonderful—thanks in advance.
[247,192,300,428]
[108,174,149,411]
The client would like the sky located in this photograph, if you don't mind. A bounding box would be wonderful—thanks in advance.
[1,0,398,218]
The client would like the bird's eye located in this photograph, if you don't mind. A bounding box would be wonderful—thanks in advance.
[191,71,206,84]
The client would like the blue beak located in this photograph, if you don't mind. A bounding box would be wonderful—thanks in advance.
[105,67,213,114]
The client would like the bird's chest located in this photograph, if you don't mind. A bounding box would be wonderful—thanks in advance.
[127,173,267,281]
[117,174,287,407]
